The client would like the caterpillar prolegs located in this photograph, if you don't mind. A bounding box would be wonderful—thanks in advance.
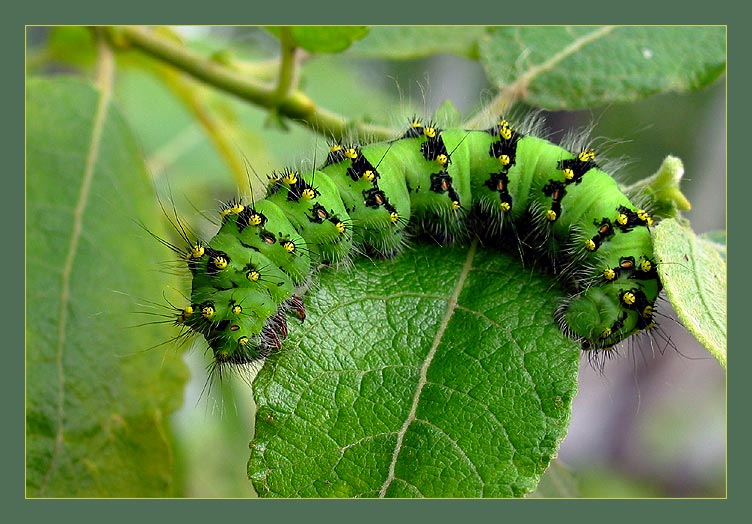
[174,117,661,369]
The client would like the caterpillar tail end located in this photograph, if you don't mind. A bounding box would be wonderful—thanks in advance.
[558,285,657,353]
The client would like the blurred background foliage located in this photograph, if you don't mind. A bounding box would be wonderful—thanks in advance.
[26,25,725,498]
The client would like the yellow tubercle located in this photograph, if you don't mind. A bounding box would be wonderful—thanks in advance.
[201,305,215,319]
[188,244,205,259]
[622,291,636,306]
[499,122,512,140]
[578,149,595,162]
[177,305,194,324]
[642,305,654,319]
[220,203,244,218]
[637,209,654,226]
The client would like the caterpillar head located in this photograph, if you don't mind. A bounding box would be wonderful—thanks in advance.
[179,291,307,367]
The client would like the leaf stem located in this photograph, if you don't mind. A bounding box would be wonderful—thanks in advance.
[109,26,395,142]
[273,27,300,102]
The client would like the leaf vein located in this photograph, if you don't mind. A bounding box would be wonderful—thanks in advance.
[414,418,484,494]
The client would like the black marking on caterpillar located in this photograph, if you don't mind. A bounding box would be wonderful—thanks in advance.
[159,116,663,374]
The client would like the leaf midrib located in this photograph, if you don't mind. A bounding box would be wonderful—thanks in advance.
[38,77,112,495]
[377,239,479,497]
[507,26,617,96]
[466,25,618,127]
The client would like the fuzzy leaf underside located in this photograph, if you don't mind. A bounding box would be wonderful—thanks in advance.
[653,219,727,369]
[249,243,580,498]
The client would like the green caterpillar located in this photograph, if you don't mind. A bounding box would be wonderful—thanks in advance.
[170,117,661,369]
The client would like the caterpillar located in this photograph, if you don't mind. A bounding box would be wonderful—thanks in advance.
[168,116,661,371]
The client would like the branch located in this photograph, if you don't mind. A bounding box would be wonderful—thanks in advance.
[108,26,395,142]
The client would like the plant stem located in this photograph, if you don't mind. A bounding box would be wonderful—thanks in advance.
[110,26,394,142]
[273,27,299,102]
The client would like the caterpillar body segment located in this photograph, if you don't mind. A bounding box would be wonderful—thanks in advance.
[264,170,354,265]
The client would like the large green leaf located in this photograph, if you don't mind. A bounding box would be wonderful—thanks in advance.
[26,76,189,497]
[248,242,580,497]
[479,26,726,109]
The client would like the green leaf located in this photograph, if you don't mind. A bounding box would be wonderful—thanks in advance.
[248,242,580,498]
[267,26,370,53]
[349,26,485,59]
[479,26,726,109]
[653,219,727,369]
[26,76,190,497]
